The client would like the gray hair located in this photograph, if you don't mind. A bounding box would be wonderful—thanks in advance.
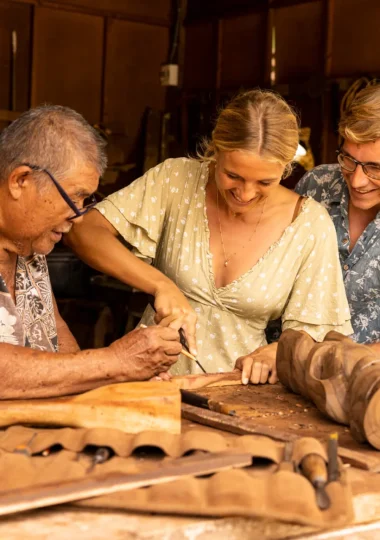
[0,105,107,184]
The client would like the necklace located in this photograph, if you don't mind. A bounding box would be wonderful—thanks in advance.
[216,190,266,267]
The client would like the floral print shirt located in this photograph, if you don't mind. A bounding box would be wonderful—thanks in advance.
[296,164,380,344]
[0,254,58,351]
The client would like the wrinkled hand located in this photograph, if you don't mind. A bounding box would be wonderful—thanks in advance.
[109,326,182,381]
[153,282,198,356]
[235,343,278,385]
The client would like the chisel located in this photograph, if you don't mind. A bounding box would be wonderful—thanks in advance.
[300,453,331,510]
[180,389,239,415]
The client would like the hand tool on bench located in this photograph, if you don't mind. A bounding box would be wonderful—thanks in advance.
[277,441,295,472]
[13,432,37,457]
[180,389,243,415]
[300,453,331,510]
[328,432,340,482]
[0,450,253,517]
[182,402,295,442]
[0,382,181,434]
[87,447,113,473]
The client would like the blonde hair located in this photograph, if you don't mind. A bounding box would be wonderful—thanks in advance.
[339,82,380,144]
[198,89,299,178]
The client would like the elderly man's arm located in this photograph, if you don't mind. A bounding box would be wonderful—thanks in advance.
[65,210,198,356]
[0,325,182,399]
[53,295,80,353]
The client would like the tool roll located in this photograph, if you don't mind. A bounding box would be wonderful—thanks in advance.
[0,425,353,527]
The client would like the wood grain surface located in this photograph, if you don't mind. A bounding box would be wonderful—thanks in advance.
[0,382,181,434]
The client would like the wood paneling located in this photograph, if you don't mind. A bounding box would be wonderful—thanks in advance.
[103,18,168,152]
[331,0,380,77]
[219,12,267,89]
[0,0,32,111]
[43,0,171,25]
[274,1,324,83]
[186,0,267,23]
[31,7,104,124]
[183,21,217,90]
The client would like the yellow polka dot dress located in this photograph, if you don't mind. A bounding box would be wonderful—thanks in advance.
[96,158,352,375]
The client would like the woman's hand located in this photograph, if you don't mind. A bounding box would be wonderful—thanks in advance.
[235,343,278,385]
[153,282,198,356]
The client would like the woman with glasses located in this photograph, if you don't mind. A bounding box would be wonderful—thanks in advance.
[67,89,353,383]
[296,83,380,349]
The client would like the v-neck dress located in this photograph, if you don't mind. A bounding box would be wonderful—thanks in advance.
[96,158,352,375]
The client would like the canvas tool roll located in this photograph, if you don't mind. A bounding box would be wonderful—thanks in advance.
[0,425,353,527]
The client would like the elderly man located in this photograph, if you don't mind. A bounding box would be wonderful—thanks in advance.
[296,83,380,351]
[0,105,182,399]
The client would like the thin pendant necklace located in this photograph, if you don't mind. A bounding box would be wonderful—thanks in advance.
[216,190,266,267]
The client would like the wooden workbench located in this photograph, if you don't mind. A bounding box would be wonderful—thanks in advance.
[1,382,380,539]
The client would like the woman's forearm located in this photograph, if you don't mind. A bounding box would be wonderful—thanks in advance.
[65,212,174,296]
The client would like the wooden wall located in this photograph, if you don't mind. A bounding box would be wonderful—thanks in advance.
[180,0,380,164]
[0,0,170,163]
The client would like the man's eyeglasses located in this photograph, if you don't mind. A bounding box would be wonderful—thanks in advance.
[336,150,380,181]
[24,163,98,220]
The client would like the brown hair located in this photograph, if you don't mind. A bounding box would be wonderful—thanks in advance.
[339,83,380,144]
[198,89,299,178]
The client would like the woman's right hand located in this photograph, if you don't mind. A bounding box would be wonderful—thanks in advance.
[153,281,198,356]
[235,343,278,385]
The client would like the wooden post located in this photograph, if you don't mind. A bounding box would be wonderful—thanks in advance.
[321,0,335,163]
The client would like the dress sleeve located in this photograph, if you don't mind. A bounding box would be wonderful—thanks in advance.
[282,204,353,341]
[95,159,181,262]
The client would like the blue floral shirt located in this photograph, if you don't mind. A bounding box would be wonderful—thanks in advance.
[296,164,380,344]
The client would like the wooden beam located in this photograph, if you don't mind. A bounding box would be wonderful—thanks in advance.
[5,0,171,27]
[0,110,22,123]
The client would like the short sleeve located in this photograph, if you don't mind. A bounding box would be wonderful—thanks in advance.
[294,170,314,196]
[282,204,353,341]
[95,159,181,262]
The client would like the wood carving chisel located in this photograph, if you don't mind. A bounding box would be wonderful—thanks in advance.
[180,389,238,415]
[300,453,331,510]
[328,432,340,482]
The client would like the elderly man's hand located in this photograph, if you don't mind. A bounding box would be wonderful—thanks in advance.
[235,343,278,385]
[109,326,182,381]
[153,282,198,357]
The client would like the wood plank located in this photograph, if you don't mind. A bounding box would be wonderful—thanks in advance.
[331,0,380,76]
[196,383,380,471]
[172,371,242,390]
[0,109,22,122]
[182,403,295,441]
[274,1,324,83]
[219,12,267,89]
[183,20,218,90]
[0,451,252,517]
[31,6,104,124]
[43,0,171,25]
[102,18,168,148]
[0,382,181,434]
[0,0,32,112]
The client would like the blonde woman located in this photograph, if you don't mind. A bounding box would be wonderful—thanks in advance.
[66,90,352,383]
[296,83,380,350]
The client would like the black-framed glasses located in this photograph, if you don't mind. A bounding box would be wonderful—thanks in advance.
[336,150,380,181]
[23,163,98,220]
